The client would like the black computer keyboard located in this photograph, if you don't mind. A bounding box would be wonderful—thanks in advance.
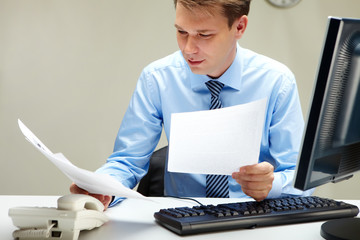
[154,196,359,235]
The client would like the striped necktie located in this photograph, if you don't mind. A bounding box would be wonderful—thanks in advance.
[205,80,229,198]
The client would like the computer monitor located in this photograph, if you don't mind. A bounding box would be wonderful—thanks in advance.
[294,16,360,192]
[294,16,360,239]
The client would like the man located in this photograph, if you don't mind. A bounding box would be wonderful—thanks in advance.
[70,0,311,210]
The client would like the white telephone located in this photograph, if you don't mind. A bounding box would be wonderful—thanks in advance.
[8,194,109,240]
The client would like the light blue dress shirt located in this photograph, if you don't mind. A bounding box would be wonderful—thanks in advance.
[96,44,313,206]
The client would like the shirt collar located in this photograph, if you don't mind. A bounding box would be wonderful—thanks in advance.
[190,43,243,92]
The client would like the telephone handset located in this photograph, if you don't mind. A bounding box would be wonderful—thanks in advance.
[8,194,109,240]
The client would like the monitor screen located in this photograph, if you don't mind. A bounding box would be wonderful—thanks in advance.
[294,16,360,191]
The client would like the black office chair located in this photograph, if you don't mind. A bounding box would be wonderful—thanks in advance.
[137,146,168,197]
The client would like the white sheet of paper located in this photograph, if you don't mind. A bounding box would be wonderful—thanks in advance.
[18,119,148,201]
[168,98,267,175]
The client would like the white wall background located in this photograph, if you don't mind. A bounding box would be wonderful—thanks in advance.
[1,0,359,199]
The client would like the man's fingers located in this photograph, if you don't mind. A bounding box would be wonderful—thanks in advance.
[238,179,272,190]
[90,194,112,210]
[231,162,275,201]
[233,172,273,182]
[241,188,269,201]
[240,162,274,175]
[69,183,112,211]
[69,183,89,195]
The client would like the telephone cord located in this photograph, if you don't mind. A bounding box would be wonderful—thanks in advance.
[13,223,55,239]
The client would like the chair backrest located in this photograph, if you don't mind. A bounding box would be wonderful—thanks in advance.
[137,146,168,197]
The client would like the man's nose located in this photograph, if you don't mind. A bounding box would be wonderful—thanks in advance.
[183,36,198,54]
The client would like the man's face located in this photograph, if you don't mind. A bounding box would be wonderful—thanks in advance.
[175,3,246,78]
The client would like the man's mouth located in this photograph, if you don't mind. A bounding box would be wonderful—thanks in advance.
[188,59,205,66]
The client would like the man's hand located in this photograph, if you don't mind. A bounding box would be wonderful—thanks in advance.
[69,183,112,211]
[232,162,274,201]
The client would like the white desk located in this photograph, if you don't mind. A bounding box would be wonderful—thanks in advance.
[1,196,359,240]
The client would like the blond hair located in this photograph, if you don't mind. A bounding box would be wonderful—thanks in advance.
[174,0,251,28]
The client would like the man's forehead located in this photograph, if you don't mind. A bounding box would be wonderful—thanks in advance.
[174,24,216,34]
[174,4,227,32]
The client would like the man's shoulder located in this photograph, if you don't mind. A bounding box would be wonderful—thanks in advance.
[240,47,294,78]
[143,50,187,74]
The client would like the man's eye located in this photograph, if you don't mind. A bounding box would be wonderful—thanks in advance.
[199,33,212,38]
[178,30,187,35]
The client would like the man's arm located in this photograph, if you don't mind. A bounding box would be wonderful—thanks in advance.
[72,69,163,207]
[232,72,313,200]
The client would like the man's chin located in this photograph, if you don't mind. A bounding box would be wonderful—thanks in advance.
[188,66,208,75]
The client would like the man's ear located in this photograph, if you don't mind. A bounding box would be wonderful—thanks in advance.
[234,15,248,39]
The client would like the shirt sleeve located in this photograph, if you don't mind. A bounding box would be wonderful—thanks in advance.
[265,73,314,198]
[96,69,163,205]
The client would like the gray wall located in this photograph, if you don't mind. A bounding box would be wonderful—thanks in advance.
[1,0,359,199]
